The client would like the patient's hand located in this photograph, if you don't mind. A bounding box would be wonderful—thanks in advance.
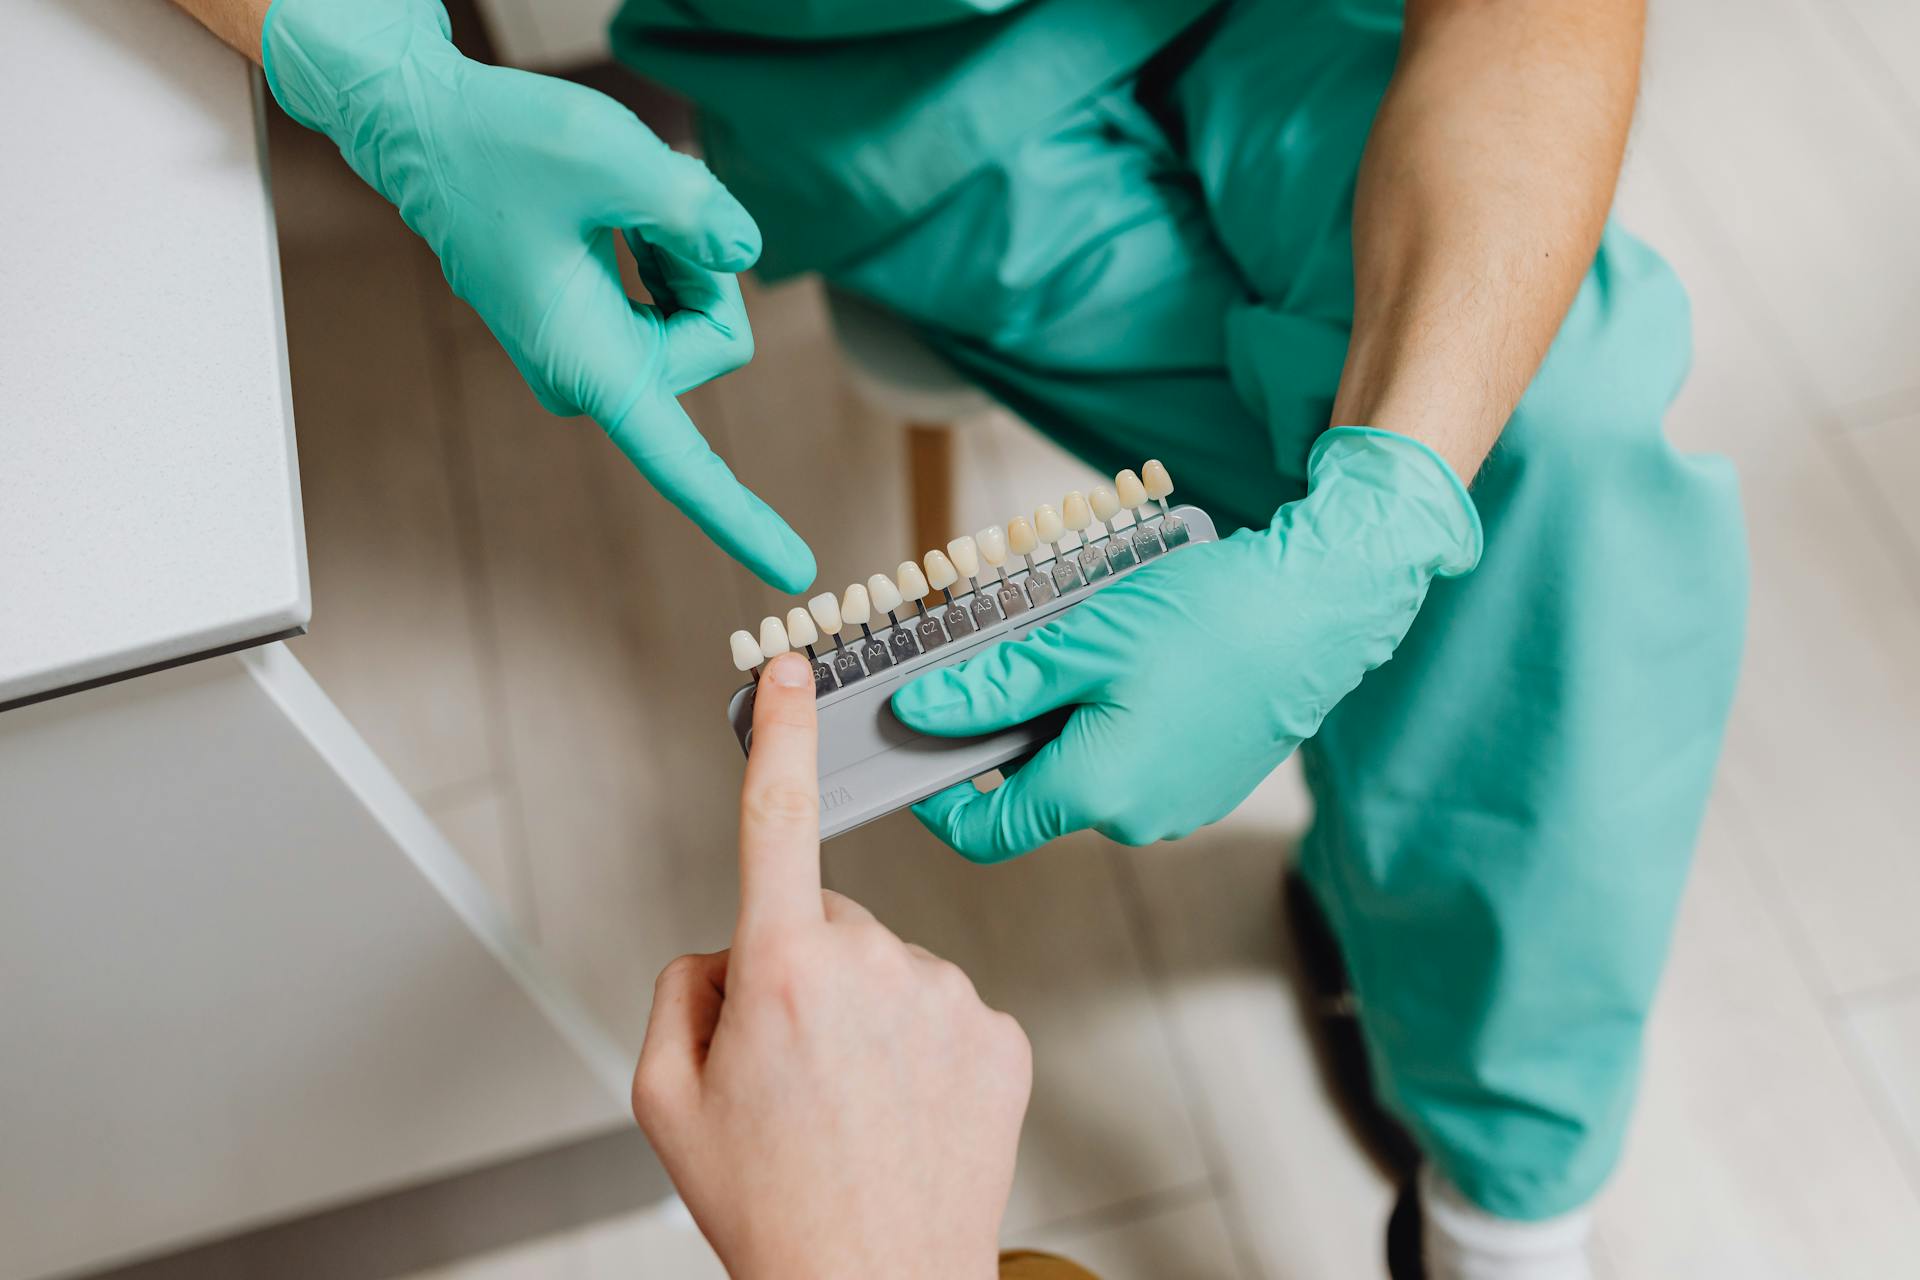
[632,652,1032,1280]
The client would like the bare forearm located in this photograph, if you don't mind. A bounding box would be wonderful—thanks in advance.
[1330,0,1643,481]
[168,0,269,62]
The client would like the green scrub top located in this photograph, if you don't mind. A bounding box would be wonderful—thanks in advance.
[610,0,1219,278]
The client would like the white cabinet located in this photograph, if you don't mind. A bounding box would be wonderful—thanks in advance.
[0,649,632,1280]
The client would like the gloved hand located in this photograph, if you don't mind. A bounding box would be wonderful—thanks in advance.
[890,428,1483,860]
[263,0,814,591]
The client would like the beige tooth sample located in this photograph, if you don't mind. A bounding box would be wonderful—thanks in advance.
[730,629,762,673]
[1143,459,1173,501]
[1115,468,1148,510]
[757,615,791,660]
[841,583,872,628]
[896,559,931,602]
[808,591,844,641]
[1061,490,1092,533]
[1006,516,1038,557]
[1034,503,1065,543]
[869,571,905,617]
[923,548,959,592]
[1090,485,1121,524]
[976,525,1009,568]
[946,535,980,580]
[785,605,819,650]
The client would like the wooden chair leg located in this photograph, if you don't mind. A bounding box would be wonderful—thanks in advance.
[906,424,955,603]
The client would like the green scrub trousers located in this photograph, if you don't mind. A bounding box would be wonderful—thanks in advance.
[617,0,1749,1220]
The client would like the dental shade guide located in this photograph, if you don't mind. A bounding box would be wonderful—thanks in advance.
[725,460,1217,839]
[868,572,922,663]
[1143,459,1189,548]
[947,535,1003,630]
[897,560,949,653]
[811,592,866,687]
[785,605,838,697]
[1115,469,1164,561]
[1061,490,1111,584]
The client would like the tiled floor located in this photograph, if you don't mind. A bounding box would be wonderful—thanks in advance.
[102,0,1920,1275]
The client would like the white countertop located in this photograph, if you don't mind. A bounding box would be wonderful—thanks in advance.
[0,0,309,710]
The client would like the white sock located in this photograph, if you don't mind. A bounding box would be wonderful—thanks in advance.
[1419,1165,1594,1280]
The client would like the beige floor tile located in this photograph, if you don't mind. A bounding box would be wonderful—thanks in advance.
[1117,763,1394,1280]
[1011,1193,1246,1280]
[276,210,495,802]
[576,1205,728,1280]
[451,333,751,1047]
[1638,0,1920,412]
[1829,0,1920,125]
[821,813,1212,1234]
[1848,412,1920,558]
[1844,992,1920,1196]
[1596,802,1920,1277]
[1615,142,1920,1000]
[424,783,528,929]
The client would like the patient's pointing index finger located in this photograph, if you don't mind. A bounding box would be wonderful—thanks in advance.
[737,653,824,933]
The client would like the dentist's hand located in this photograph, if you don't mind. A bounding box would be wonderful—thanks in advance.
[262,0,813,590]
[891,428,1483,861]
[632,653,1031,1280]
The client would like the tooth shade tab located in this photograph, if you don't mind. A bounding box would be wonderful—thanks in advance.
[1143,459,1173,501]
[976,525,1008,566]
[896,559,931,600]
[1090,486,1120,523]
[1007,516,1038,557]
[1034,503,1064,542]
[808,592,843,636]
[1115,468,1148,508]
[1062,490,1092,531]
[946,535,980,578]
[924,548,959,591]
[785,605,819,648]
[868,572,904,614]
[730,630,762,672]
[842,583,872,627]
[758,615,790,659]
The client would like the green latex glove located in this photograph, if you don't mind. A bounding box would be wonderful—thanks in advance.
[891,427,1484,860]
[262,0,814,591]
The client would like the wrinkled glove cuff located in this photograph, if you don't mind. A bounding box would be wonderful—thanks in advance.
[1302,426,1485,578]
[261,0,453,139]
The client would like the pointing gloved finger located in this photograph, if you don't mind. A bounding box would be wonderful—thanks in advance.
[891,621,1110,737]
[601,390,816,593]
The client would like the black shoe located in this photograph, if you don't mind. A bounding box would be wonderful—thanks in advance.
[1281,868,1422,1182]
[1386,1179,1425,1280]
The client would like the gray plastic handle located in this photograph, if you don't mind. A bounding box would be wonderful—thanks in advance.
[726,505,1219,839]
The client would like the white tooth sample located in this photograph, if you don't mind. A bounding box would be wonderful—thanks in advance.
[923,548,959,591]
[785,605,819,648]
[1090,486,1120,523]
[947,535,980,579]
[897,559,931,600]
[808,591,843,638]
[1115,468,1148,509]
[758,615,790,660]
[1061,490,1092,532]
[869,572,904,614]
[1034,503,1065,543]
[842,583,872,627]
[730,630,762,673]
[1007,516,1038,557]
[1143,459,1173,501]
[976,525,1008,568]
